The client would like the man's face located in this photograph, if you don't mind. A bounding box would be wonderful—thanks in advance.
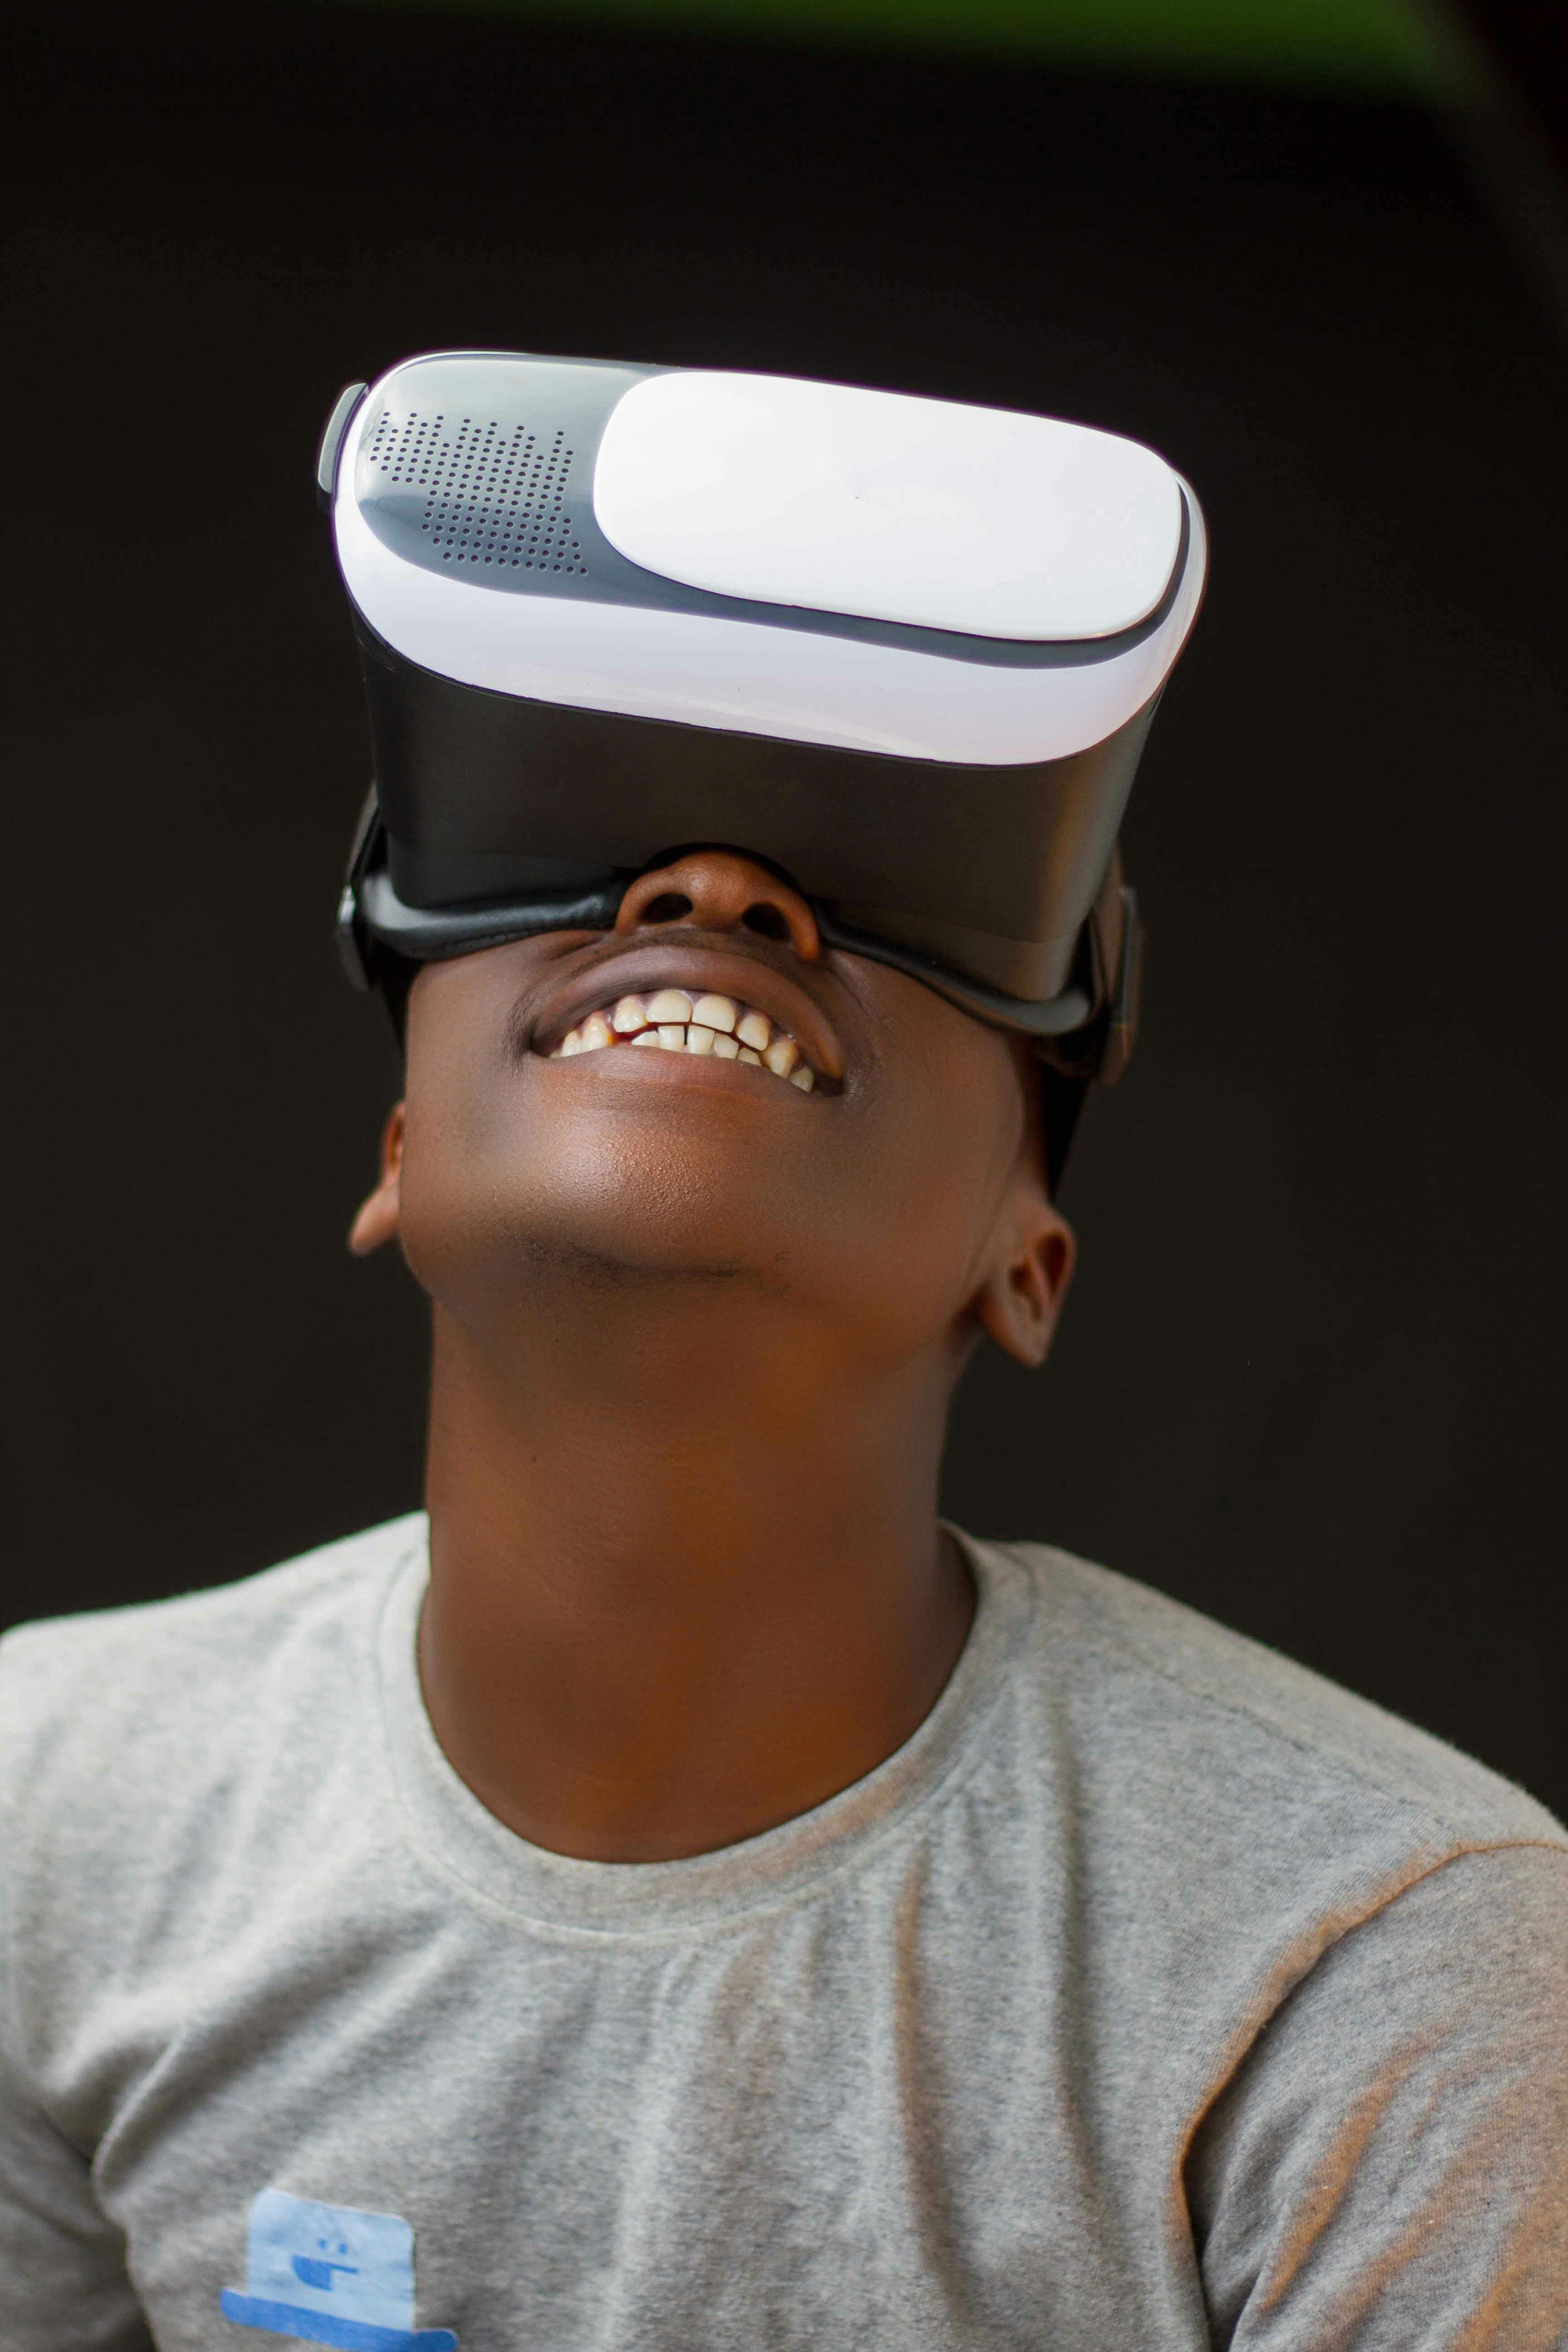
[362,849,1073,1377]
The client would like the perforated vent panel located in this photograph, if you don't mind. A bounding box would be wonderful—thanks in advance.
[363,408,588,575]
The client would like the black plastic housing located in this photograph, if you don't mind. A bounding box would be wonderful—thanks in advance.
[355,617,1159,1005]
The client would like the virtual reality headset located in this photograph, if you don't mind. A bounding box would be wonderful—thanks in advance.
[323,349,1206,1088]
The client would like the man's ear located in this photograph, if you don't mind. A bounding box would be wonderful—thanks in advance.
[348,1104,406,1257]
[971,1191,1076,1368]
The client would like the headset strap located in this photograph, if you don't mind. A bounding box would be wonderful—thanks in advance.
[338,794,1140,1084]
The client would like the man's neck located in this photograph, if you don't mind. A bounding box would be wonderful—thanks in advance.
[416,1284,975,1862]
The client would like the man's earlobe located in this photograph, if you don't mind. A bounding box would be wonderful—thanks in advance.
[974,1209,1076,1369]
[348,1104,406,1257]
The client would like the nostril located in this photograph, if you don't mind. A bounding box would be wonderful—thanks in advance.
[641,892,694,923]
[742,904,790,941]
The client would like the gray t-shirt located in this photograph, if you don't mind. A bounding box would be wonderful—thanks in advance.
[2,1517,1565,2351]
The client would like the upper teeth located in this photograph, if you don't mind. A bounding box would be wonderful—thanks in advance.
[549,990,817,1090]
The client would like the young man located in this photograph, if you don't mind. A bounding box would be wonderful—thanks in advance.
[3,362,1566,2348]
[5,837,1568,2348]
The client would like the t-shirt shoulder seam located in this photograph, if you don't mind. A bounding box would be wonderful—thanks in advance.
[1178,1836,1568,2189]
[0,1513,428,1668]
[996,1539,1566,1852]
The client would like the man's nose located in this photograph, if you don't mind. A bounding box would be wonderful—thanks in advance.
[613,849,821,964]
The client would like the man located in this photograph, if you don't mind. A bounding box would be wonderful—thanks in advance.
[3,838,1567,2347]
[3,359,1566,2348]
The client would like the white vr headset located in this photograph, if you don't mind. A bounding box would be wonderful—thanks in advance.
[324,349,1207,1090]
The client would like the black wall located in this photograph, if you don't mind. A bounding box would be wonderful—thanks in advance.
[5,9,1566,1814]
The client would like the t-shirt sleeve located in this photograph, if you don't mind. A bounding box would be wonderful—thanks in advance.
[1187,1842,1568,2351]
[0,2028,154,2351]
[0,1625,154,2351]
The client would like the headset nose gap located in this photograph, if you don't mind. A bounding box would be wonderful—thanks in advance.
[614,850,822,963]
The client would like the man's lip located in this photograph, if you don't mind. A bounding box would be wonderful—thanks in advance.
[527,938,847,1083]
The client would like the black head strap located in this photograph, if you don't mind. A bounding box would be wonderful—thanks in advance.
[338,794,1140,1087]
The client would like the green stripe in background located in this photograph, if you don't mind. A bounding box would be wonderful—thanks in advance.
[343,0,1466,92]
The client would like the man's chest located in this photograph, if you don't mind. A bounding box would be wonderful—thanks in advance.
[72,1913,1198,2352]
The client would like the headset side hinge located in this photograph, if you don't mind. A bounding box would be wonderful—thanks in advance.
[1095,883,1143,1087]
[316,381,368,510]
[336,788,383,991]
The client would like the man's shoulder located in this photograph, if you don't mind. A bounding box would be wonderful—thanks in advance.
[974,1534,1566,1856]
[0,1515,426,1803]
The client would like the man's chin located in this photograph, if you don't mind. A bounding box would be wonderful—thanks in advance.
[406,1210,800,1319]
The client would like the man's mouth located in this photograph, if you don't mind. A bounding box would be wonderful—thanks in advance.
[549,987,820,1091]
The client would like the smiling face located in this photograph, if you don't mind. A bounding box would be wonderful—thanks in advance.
[355,848,1074,1382]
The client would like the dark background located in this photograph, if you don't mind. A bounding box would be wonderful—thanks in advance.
[5,7,1566,1813]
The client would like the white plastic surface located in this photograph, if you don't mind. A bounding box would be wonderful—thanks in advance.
[592,372,1184,643]
[335,394,1206,768]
